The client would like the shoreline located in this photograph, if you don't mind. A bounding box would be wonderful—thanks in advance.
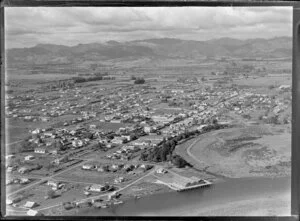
[67,174,290,216]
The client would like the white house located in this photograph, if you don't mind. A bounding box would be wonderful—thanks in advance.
[27,209,40,216]
[34,148,47,154]
[24,155,35,161]
[89,184,105,192]
[24,201,38,209]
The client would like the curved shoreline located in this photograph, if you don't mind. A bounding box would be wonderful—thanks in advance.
[72,175,290,216]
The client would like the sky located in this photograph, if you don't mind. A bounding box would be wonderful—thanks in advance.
[5,7,292,49]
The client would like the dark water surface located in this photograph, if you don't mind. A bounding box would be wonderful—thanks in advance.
[77,176,290,216]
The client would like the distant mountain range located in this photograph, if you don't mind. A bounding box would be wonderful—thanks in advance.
[7,37,292,65]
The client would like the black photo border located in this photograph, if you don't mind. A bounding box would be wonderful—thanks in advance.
[0,1,299,220]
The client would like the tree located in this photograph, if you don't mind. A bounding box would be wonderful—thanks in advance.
[134,78,145,84]
[47,189,57,199]
[268,85,275,90]
[171,155,189,168]
[212,118,218,125]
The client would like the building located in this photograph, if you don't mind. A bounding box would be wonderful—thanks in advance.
[20,178,30,184]
[27,209,40,216]
[156,168,167,174]
[111,137,125,144]
[24,155,34,161]
[24,201,38,209]
[48,149,58,155]
[152,115,174,124]
[34,148,47,154]
[114,177,125,184]
[72,140,84,148]
[121,135,131,141]
[82,164,95,170]
[279,85,291,90]
[18,167,30,174]
[47,180,59,188]
[89,184,105,192]
[52,156,68,165]
[144,126,153,133]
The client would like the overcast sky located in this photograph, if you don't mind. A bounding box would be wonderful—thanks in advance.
[5,7,292,48]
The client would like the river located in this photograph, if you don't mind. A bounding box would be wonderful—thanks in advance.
[77,176,290,216]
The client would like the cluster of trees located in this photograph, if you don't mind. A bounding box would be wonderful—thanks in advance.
[72,75,115,83]
[19,140,38,153]
[134,78,145,84]
[139,124,228,168]
[46,189,59,199]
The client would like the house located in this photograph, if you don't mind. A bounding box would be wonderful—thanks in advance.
[31,128,41,134]
[34,148,47,154]
[279,85,291,91]
[97,165,109,172]
[121,135,131,141]
[144,126,153,133]
[48,149,58,155]
[140,164,153,171]
[5,154,15,160]
[20,178,30,184]
[24,201,38,209]
[82,164,95,170]
[44,132,53,137]
[72,140,84,148]
[27,209,40,216]
[133,140,150,146]
[6,199,13,205]
[89,184,105,192]
[47,180,59,188]
[18,167,30,174]
[111,137,125,144]
[7,166,16,173]
[114,177,125,184]
[156,168,167,174]
[123,164,134,172]
[24,155,35,161]
[111,164,120,170]
[52,156,68,165]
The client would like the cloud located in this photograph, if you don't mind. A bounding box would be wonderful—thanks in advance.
[5,6,292,48]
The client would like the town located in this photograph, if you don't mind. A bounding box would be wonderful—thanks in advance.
[5,56,292,216]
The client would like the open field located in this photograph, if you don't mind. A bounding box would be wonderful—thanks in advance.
[175,125,291,178]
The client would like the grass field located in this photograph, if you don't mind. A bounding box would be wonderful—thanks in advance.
[176,124,291,178]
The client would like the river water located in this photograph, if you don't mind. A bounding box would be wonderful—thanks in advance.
[78,176,290,216]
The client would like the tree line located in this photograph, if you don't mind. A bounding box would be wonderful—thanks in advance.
[140,123,229,168]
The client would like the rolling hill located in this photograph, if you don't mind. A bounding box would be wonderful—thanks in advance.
[6,37,292,65]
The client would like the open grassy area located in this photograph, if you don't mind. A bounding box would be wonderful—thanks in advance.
[176,125,291,178]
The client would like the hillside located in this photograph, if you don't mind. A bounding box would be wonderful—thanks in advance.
[6,37,292,65]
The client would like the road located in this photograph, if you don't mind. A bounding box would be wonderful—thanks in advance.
[6,140,23,146]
